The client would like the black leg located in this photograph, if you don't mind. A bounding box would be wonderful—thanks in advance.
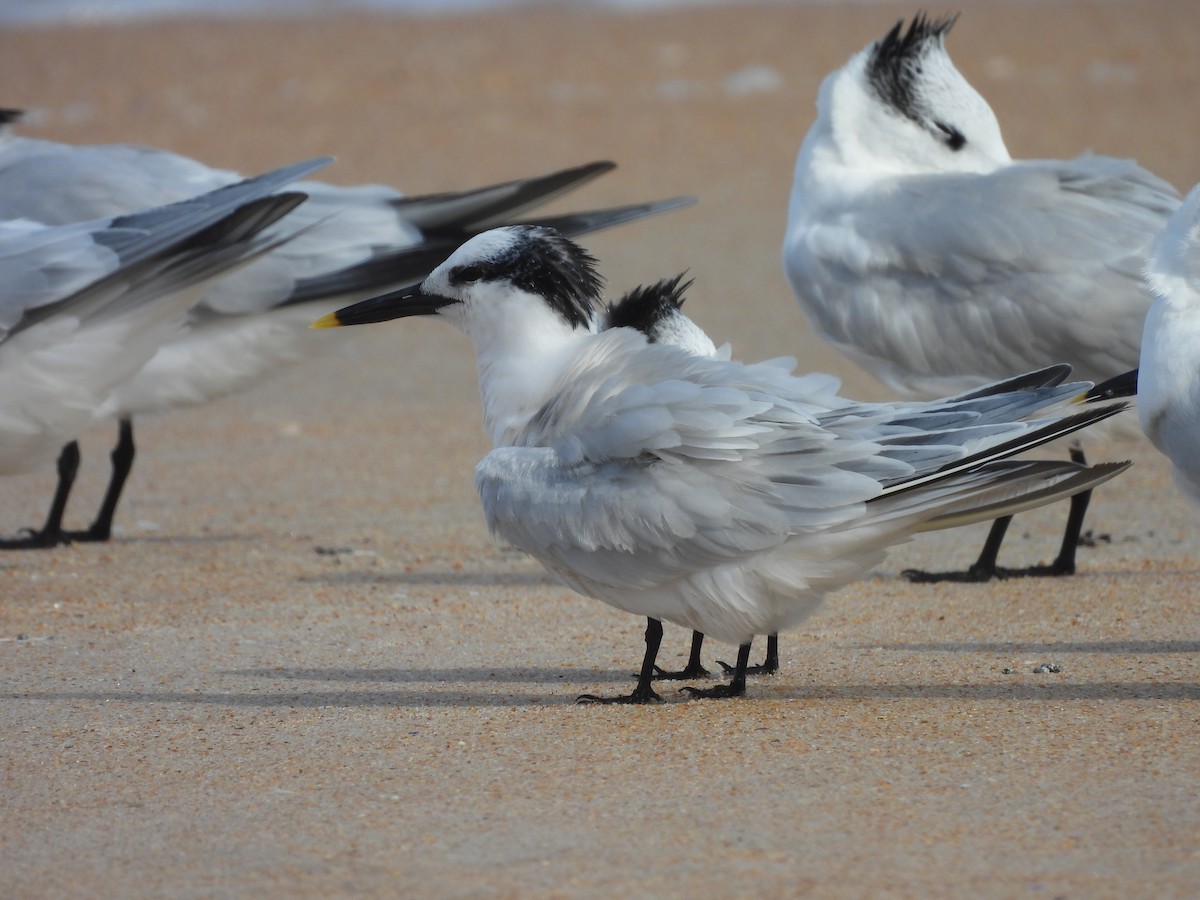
[578,618,664,704]
[903,445,1105,583]
[1009,446,1092,577]
[1,441,80,549]
[903,516,1012,583]
[763,633,780,674]
[718,632,780,675]
[683,642,750,699]
[653,629,711,680]
[69,417,135,542]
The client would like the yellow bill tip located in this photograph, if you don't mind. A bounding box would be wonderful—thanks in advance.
[309,311,341,330]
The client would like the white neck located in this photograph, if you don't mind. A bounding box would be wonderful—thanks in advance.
[460,292,595,446]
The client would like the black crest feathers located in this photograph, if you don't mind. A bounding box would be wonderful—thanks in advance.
[605,273,693,342]
[866,13,958,122]
[450,225,605,330]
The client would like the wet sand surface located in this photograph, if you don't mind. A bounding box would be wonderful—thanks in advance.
[2,2,1200,895]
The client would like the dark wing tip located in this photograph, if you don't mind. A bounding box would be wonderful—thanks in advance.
[1084,368,1139,402]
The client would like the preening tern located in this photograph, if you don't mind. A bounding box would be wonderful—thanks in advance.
[783,14,1171,582]
[317,225,1131,702]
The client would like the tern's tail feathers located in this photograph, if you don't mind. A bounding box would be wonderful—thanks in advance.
[388,161,616,233]
[879,401,1129,500]
[911,460,1130,533]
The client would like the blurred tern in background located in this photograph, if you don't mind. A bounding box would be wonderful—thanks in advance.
[0,158,327,547]
[0,110,692,544]
[1140,184,1200,505]
[783,14,1173,582]
[316,225,1130,703]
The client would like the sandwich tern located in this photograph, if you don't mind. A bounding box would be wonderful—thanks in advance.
[1139,183,1200,505]
[0,157,328,547]
[316,225,1131,702]
[0,112,691,544]
[783,14,1172,582]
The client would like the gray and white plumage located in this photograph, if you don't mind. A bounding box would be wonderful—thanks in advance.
[1140,183,1200,505]
[0,116,688,414]
[0,113,691,542]
[784,15,1176,398]
[0,157,325,476]
[602,274,779,680]
[782,14,1165,578]
[323,225,1130,701]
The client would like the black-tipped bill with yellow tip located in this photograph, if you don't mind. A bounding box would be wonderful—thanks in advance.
[310,286,458,329]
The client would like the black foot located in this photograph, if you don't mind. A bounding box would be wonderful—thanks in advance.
[581,618,666,703]
[681,681,745,700]
[902,558,1075,583]
[683,642,750,700]
[653,661,711,680]
[651,630,710,680]
[0,528,70,550]
[717,659,776,676]
[61,525,112,543]
[718,633,778,676]
[577,685,662,705]
[903,562,1005,584]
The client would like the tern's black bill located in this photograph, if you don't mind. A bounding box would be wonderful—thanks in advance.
[311,287,456,329]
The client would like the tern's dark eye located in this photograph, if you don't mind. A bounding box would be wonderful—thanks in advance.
[934,121,966,151]
[453,264,485,285]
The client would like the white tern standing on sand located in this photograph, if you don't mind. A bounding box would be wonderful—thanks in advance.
[315,225,1132,703]
[783,14,1176,582]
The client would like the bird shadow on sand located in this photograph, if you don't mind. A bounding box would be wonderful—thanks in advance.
[866,640,1200,654]
[298,569,554,587]
[12,664,1200,709]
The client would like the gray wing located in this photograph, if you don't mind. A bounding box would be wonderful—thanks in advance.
[0,136,239,221]
[478,334,1093,590]
[786,154,1178,395]
[0,157,328,339]
[478,350,889,589]
[0,134,674,318]
[0,134,424,315]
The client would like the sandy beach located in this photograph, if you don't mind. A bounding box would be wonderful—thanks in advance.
[3,1,1200,895]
